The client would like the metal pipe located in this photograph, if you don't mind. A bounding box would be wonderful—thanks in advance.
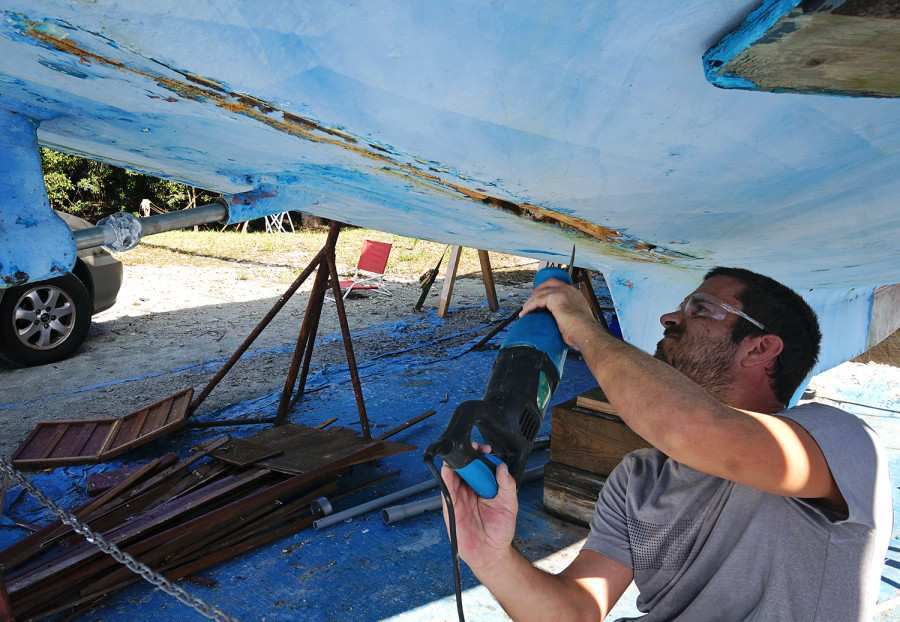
[381,465,544,524]
[72,200,229,251]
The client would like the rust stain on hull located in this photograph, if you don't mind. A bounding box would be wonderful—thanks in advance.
[17,15,690,263]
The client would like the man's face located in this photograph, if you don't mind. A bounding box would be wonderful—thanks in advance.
[654,276,745,398]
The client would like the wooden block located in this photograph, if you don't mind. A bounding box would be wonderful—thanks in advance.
[575,386,616,414]
[543,461,607,527]
[550,397,652,476]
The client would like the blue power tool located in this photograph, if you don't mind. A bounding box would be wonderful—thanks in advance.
[424,265,572,497]
[423,263,573,621]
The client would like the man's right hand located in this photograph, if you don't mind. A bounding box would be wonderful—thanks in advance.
[440,447,519,573]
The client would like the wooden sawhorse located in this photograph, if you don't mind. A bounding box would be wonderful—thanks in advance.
[437,246,500,318]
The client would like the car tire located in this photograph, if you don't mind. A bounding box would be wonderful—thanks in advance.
[0,273,93,366]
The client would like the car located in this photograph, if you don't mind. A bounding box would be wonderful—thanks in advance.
[0,211,124,366]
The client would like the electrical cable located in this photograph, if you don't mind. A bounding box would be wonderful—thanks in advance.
[423,450,467,622]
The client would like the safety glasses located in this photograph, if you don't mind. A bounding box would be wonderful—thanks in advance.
[678,292,767,332]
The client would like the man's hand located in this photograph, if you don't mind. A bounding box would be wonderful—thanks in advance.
[440,446,519,572]
[521,278,605,351]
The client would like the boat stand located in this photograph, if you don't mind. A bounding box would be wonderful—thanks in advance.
[189,220,371,437]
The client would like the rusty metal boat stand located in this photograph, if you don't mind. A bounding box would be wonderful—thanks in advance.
[187,219,371,437]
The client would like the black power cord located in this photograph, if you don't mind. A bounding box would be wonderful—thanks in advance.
[423,451,467,622]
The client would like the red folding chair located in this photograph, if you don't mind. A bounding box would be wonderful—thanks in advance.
[336,233,393,299]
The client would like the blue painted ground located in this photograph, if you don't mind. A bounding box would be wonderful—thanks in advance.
[1,303,898,621]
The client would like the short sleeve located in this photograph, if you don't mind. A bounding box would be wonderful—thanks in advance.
[779,402,887,528]
[582,453,636,568]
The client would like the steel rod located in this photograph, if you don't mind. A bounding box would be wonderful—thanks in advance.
[286,255,331,413]
[190,245,327,414]
[374,410,436,441]
[72,201,229,250]
[469,305,522,351]
[274,221,342,424]
[325,248,371,438]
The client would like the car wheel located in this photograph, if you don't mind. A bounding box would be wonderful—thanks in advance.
[0,273,93,366]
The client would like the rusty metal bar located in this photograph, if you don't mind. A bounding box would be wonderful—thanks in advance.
[285,248,332,413]
[190,245,328,414]
[374,410,436,441]
[324,246,371,438]
[273,224,340,424]
[469,305,522,351]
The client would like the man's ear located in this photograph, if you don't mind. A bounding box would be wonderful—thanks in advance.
[742,334,783,370]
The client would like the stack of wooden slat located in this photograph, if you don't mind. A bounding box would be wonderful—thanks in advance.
[543,387,652,526]
[0,423,414,621]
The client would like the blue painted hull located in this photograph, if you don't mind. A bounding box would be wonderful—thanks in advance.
[1,0,899,368]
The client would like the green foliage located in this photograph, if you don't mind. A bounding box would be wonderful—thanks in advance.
[40,148,219,222]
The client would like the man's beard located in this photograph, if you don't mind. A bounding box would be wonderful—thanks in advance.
[654,328,739,401]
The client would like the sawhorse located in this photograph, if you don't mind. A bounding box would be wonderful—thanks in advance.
[437,246,500,318]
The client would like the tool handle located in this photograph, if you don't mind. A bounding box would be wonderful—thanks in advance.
[454,453,504,499]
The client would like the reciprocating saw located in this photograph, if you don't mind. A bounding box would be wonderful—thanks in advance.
[424,264,572,496]
[422,264,573,622]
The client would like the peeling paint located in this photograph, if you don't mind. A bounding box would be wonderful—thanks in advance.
[10,12,687,264]
[2,269,29,287]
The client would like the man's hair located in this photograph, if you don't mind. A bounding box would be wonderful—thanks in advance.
[704,267,821,404]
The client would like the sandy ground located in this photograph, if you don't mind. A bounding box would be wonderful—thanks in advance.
[0,256,538,459]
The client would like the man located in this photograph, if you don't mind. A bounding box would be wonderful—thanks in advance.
[442,267,891,621]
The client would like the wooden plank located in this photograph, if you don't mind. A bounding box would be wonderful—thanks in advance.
[0,456,171,574]
[477,249,499,312]
[707,0,900,97]
[141,400,169,434]
[574,386,617,415]
[38,424,71,459]
[108,411,143,451]
[64,422,101,460]
[543,461,607,527]
[210,437,283,468]
[244,424,412,474]
[550,398,652,476]
[10,421,115,468]
[167,389,193,425]
[437,245,463,318]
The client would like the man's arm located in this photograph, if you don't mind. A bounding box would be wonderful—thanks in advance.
[521,280,843,509]
[441,461,633,621]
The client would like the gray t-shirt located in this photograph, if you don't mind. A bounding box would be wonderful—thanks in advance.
[583,402,892,621]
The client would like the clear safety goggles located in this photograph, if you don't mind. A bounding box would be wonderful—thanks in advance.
[678,292,767,332]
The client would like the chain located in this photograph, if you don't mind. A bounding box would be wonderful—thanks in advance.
[0,457,240,622]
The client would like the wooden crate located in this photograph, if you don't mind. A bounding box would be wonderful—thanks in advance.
[549,397,652,477]
[543,392,654,526]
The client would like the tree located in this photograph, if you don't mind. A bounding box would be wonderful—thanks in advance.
[40,148,219,223]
